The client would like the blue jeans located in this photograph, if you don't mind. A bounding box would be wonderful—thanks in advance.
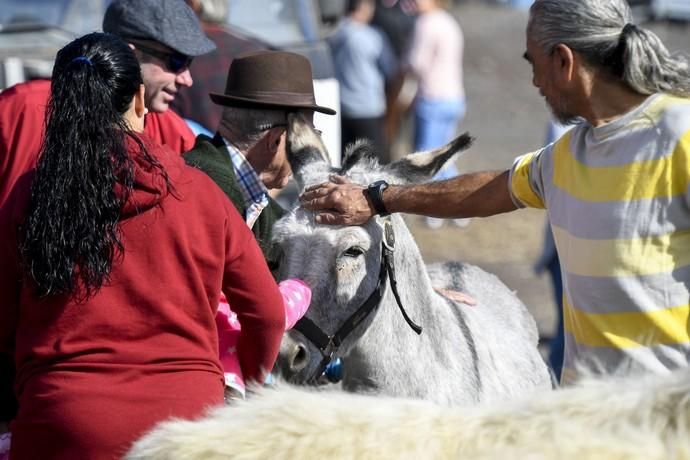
[414,96,466,181]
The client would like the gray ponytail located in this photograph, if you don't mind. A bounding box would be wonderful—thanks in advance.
[528,0,690,97]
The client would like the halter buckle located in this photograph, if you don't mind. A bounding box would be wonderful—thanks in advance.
[381,218,395,252]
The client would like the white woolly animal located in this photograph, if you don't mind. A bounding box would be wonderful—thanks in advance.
[126,368,690,460]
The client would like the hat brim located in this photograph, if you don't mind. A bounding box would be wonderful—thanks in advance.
[209,92,336,115]
[170,35,216,57]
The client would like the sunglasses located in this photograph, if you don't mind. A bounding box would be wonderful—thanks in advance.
[134,43,193,73]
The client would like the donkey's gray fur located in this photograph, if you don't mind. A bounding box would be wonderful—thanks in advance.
[272,114,551,405]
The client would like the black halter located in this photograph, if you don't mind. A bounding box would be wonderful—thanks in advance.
[293,219,423,384]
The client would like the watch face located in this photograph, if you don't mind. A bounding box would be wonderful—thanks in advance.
[370,180,387,190]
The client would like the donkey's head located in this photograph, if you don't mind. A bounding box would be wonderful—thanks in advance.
[272,113,473,384]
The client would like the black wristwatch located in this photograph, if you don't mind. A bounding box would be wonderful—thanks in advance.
[366,180,390,216]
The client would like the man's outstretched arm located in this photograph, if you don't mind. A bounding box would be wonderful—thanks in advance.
[300,170,517,225]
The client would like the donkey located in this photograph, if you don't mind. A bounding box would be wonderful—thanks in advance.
[271,114,551,406]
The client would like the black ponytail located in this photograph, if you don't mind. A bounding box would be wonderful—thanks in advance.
[20,32,165,300]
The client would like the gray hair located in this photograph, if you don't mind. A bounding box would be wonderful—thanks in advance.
[197,0,227,24]
[219,106,287,151]
[528,0,690,97]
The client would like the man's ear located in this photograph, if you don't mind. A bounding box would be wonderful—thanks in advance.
[553,43,575,82]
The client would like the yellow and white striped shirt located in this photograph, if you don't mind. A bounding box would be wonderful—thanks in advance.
[510,94,690,384]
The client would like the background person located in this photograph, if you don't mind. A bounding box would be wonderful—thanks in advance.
[329,0,398,162]
[301,0,690,385]
[217,279,311,399]
[0,32,284,459]
[371,0,418,149]
[534,118,572,379]
[406,0,467,228]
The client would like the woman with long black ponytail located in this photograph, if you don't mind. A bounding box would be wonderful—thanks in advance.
[21,33,151,300]
[0,33,284,459]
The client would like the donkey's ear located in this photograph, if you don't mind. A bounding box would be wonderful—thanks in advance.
[286,112,331,188]
[341,139,380,173]
[383,133,474,183]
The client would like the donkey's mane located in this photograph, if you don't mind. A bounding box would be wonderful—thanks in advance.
[340,140,381,174]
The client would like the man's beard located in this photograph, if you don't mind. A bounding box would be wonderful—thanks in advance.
[547,94,578,125]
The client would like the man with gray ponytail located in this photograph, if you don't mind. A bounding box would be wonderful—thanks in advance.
[301,0,690,384]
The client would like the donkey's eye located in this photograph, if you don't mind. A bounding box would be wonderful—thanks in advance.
[343,246,365,258]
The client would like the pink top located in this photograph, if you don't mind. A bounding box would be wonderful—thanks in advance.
[408,9,465,100]
[216,279,311,396]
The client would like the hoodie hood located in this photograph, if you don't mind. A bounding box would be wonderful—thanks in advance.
[119,133,183,218]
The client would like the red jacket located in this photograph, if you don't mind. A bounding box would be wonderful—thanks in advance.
[0,134,284,459]
[0,79,196,208]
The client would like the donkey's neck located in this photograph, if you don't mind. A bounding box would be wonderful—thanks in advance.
[376,215,437,325]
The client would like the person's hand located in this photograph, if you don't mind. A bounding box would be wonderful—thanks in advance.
[435,288,477,306]
[300,175,375,225]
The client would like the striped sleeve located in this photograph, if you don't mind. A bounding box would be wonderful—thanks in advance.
[509,149,547,209]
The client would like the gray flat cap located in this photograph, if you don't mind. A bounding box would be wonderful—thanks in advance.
[103,0,216,57]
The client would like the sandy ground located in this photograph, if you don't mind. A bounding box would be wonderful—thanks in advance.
[395,1,690,345]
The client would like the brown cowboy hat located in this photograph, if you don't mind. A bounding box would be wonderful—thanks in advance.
[209,50,336,115]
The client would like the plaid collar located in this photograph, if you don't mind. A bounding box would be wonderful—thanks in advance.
[223,138,269,227]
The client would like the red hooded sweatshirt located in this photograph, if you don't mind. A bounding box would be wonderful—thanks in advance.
[0,134,284,459]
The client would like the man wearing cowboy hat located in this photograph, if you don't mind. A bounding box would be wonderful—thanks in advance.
[184,50,336,269]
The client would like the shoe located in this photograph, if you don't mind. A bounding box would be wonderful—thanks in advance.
[426,217,444,229]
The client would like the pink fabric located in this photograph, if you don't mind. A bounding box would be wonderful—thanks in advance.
[216,279,311,395]
[407,9,464,100]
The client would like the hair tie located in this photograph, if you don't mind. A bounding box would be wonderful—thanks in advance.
[71,56,93,66]
[621,23,638,37]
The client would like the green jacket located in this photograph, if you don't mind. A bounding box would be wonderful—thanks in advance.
[183,134,285,272]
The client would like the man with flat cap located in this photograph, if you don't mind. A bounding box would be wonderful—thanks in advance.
[184,50,336,270]
[0,0,215,209]
[0,0,214,435]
